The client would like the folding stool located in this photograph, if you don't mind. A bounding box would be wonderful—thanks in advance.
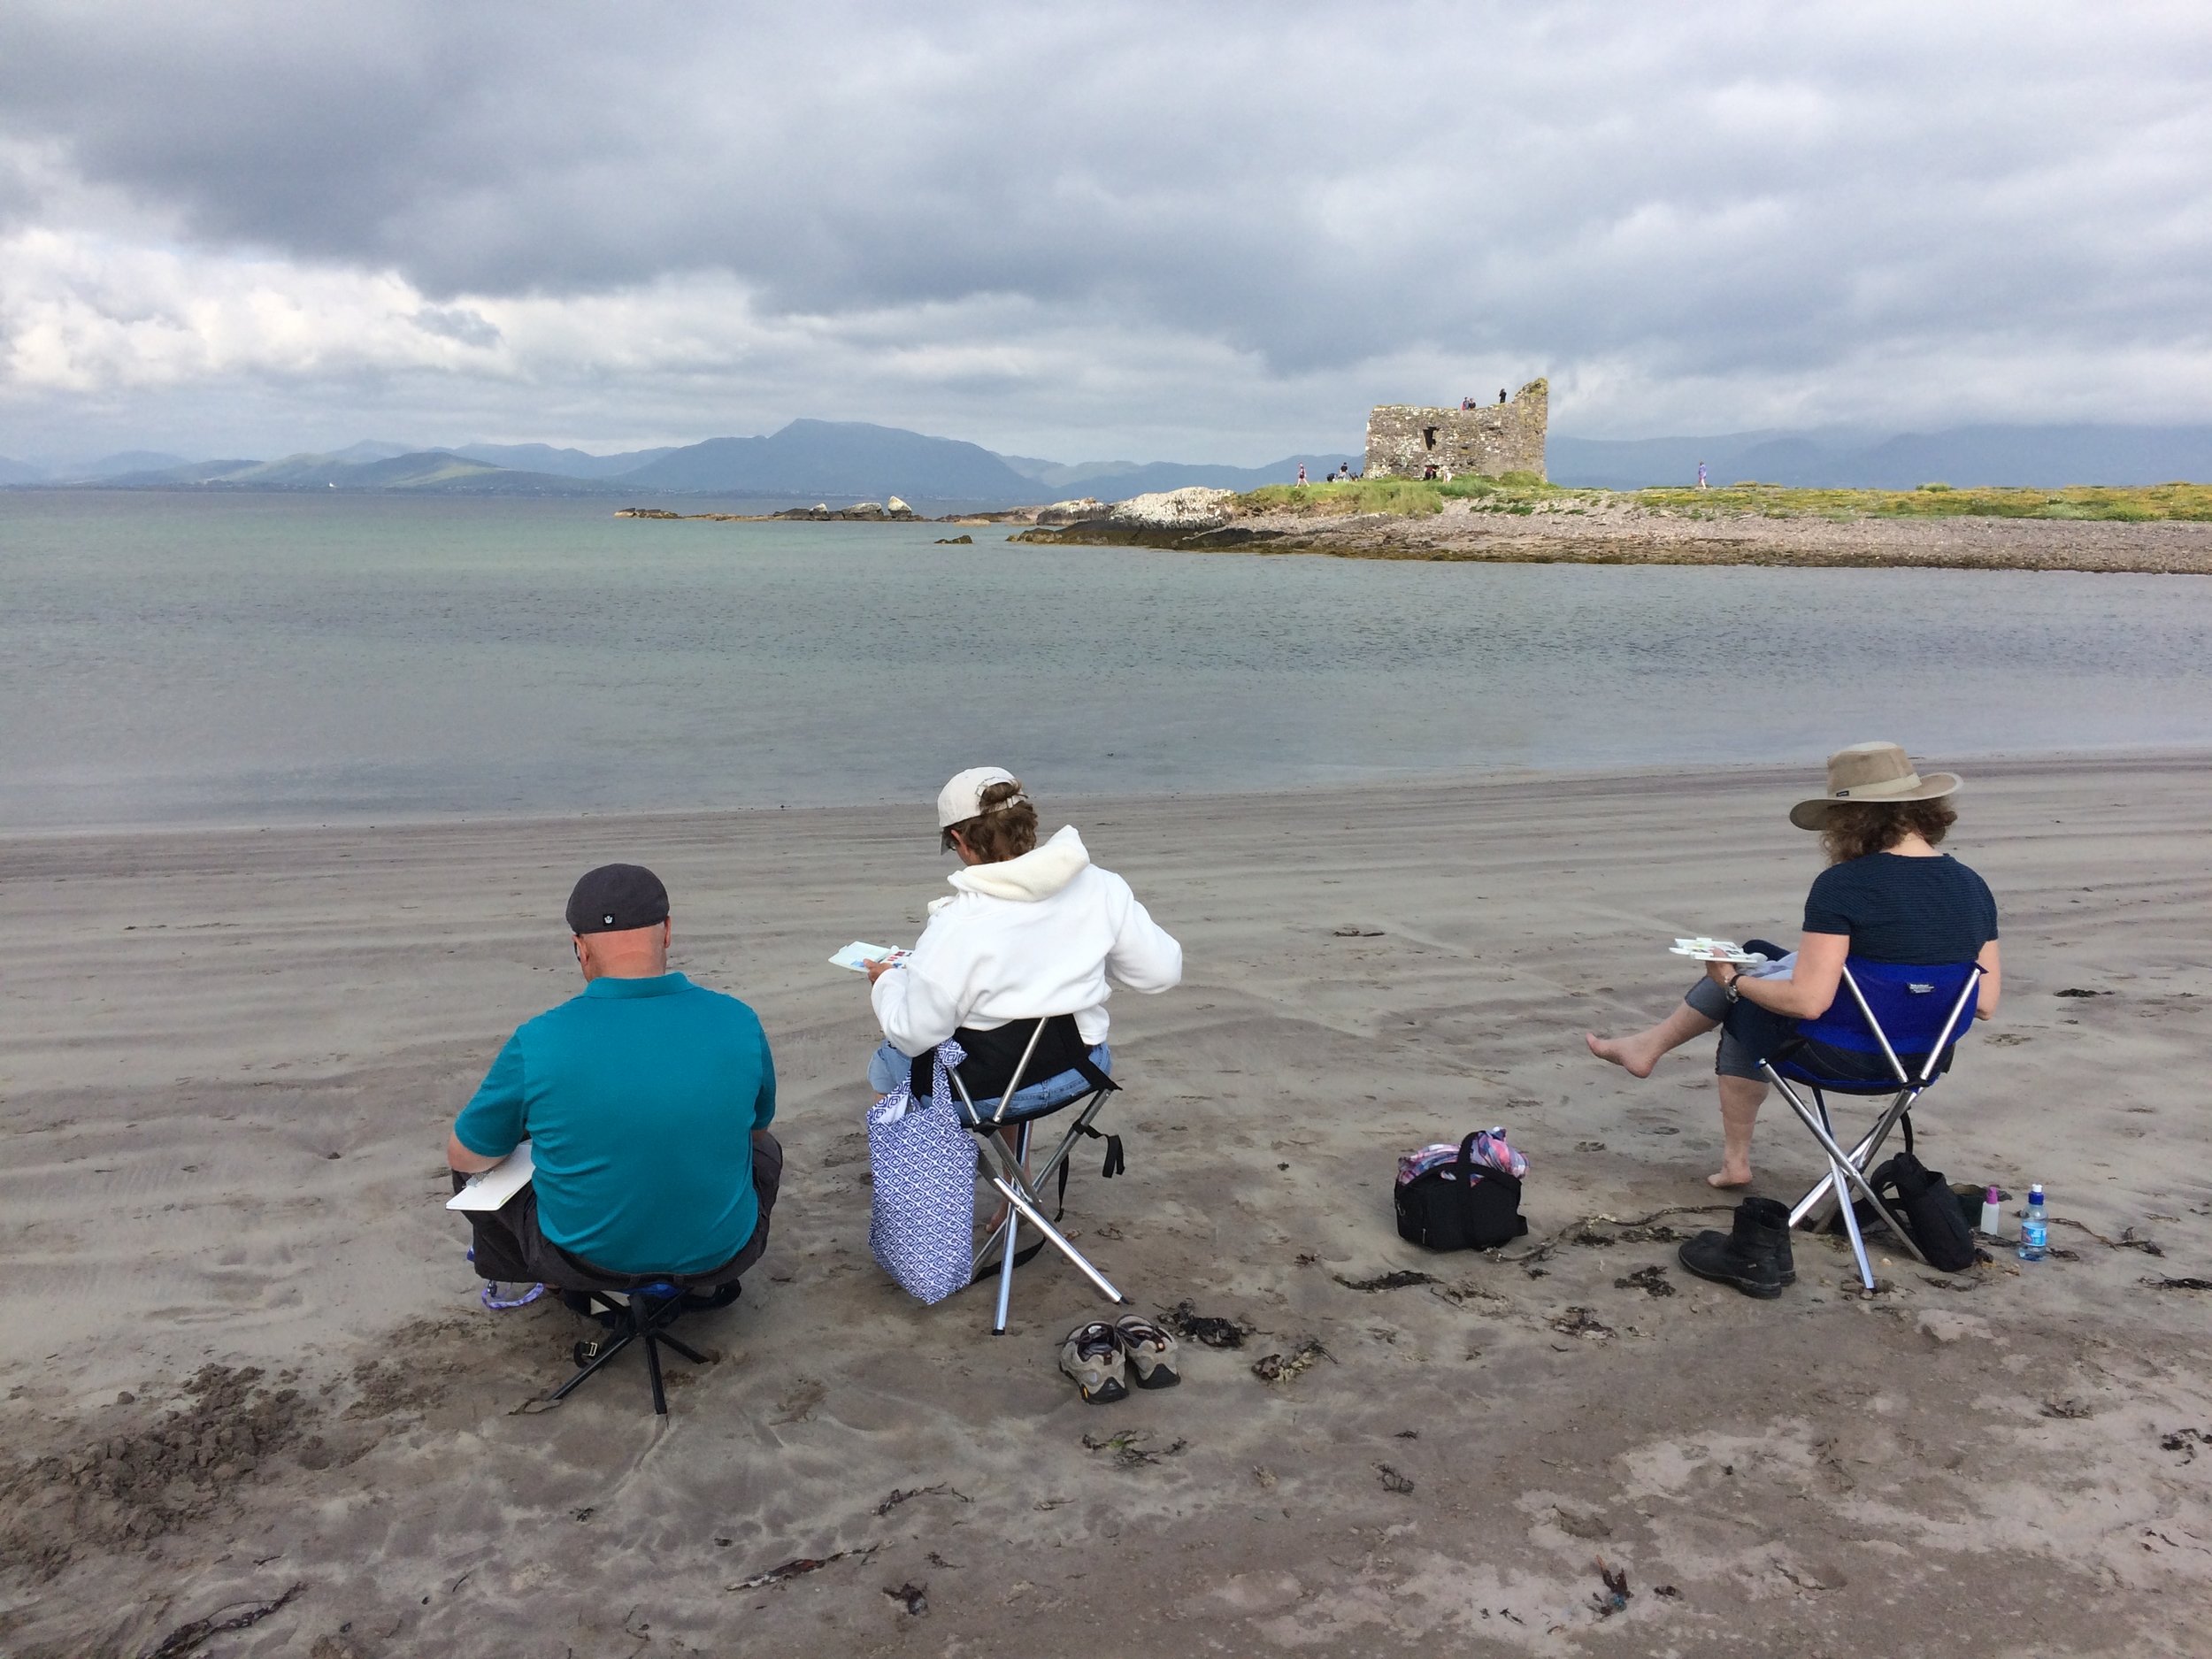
[935,1014,1131,1335]
[1760,957,1983,1291]
[547,1280,733,1416]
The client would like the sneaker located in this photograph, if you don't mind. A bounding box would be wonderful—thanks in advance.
[1058,1320,1128,1403]
[1113,1313,1181,1388]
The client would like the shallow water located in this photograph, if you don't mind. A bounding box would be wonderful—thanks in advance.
[3,491,2208,829]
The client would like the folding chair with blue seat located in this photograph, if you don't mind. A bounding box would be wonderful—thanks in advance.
[918,1012,1132,1334]
[1761,957,1983,1291]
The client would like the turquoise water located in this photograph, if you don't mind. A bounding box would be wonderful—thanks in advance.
[4,490,2208,829]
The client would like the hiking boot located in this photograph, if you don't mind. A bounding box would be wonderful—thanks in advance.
[1678,1196,1795,1299]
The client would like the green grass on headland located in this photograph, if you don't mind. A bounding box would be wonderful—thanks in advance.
[1235,476,2212,522]
[1239,472,1568,517]
[1637,480,2212,522]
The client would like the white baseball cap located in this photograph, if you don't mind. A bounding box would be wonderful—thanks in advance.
[936,765,1023,829]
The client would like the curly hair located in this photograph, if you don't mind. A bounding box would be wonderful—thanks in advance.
[943,779,1038,863]
[1820,798,1957,864]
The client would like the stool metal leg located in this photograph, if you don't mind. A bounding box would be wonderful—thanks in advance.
[644,1326,669,1415]
[1770,1071,1928,1286]
[1831,1159,1877,1290]
[1788,1087,1918,1230]
[988,1175,1126,1305]
[991,1124,1032,1334]
[549,1325,638,1402]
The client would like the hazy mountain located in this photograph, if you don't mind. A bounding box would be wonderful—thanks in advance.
[96,449,626,494]
[455,442,675,478]
[620,419,1033,499]
[1048,454,1360,500]
[323,440,419,465]
[1552,425,2212,489]
[995,453,1087,483]
[221,449,508,488]
[76,449,195,478]
[0,456,44,485]
[103,458,265,483]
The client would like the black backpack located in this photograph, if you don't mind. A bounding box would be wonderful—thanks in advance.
[1394,1133,1530,1251]
[1864,1121,1978,1272]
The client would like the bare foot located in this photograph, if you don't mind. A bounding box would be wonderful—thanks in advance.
[1706,1167,1753,1189]
[1586,1032,1656,1079]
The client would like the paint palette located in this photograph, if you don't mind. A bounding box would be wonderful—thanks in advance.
[1669,937,1766,964]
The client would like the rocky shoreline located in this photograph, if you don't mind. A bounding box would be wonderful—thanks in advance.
[613,487,2212,575]
[1014,489,2212,575]
[616,496,921,522]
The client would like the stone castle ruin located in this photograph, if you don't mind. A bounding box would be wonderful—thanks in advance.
[1364,378,1548,482]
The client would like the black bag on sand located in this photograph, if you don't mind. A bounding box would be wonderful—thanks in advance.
[1394,1134,1530,1251]
[1863,1125,1978,1272]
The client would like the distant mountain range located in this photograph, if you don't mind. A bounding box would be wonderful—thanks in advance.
[4,419,2204,503]
[1550,425,2212,490]
[0,420,1349,505]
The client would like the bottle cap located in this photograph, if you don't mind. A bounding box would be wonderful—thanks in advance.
[2029,1183,2045,1199]
[1985,1185,2001,1200]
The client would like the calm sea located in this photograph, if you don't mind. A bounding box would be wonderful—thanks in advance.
[4,491,2209,830]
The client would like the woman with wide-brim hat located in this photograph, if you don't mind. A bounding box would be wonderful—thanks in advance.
[1586,741,2003,1189]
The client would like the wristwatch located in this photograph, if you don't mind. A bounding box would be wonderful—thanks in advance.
[1724,970,1745,1003]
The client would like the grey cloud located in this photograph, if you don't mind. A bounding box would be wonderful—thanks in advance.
[0,0,2208,441]
[411,306,501,349]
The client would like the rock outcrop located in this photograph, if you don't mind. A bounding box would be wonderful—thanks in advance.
[771,499,921,521]
[1107,487,1235,531]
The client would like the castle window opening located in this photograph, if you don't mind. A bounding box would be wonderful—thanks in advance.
[1422,426,1439,450]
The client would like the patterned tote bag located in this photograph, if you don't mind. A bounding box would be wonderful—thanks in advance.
[866,1039,976,1305]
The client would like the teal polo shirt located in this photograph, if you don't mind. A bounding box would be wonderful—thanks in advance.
[455,972,776,1277]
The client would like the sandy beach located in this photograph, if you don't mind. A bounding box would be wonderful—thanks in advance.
[4,757,2208,1656]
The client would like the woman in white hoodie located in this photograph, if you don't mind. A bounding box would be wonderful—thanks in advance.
[864,767,1182,1115]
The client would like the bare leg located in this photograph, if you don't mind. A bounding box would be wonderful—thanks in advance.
[1709,1074,1766,1187]
[1587,1001,1719,1079]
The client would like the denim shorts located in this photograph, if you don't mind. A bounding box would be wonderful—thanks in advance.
[1686,976,1800,1079]
[867,1039,1112,1119]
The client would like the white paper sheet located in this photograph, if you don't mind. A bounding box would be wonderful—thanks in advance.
[828,941,907,972]
[445,1141,535,1211]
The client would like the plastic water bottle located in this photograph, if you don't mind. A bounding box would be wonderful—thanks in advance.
[2016,1184,2047,1261]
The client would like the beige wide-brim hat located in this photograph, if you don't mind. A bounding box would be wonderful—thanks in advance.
[1788,741,1961,830]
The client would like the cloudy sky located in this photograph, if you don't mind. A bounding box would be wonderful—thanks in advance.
[2,1,2207,465]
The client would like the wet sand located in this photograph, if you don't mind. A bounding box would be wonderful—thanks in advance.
[3,757,2208,1655]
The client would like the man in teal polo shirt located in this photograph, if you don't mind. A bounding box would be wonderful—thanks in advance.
[448,864,781,1295]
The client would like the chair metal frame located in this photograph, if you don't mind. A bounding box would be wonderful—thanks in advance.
[548,1283,709,1416]
[941,1017,1129,1335]
[1760,962,1983,1292]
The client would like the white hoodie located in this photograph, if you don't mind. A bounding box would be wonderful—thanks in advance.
[870,825,1182,1056]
